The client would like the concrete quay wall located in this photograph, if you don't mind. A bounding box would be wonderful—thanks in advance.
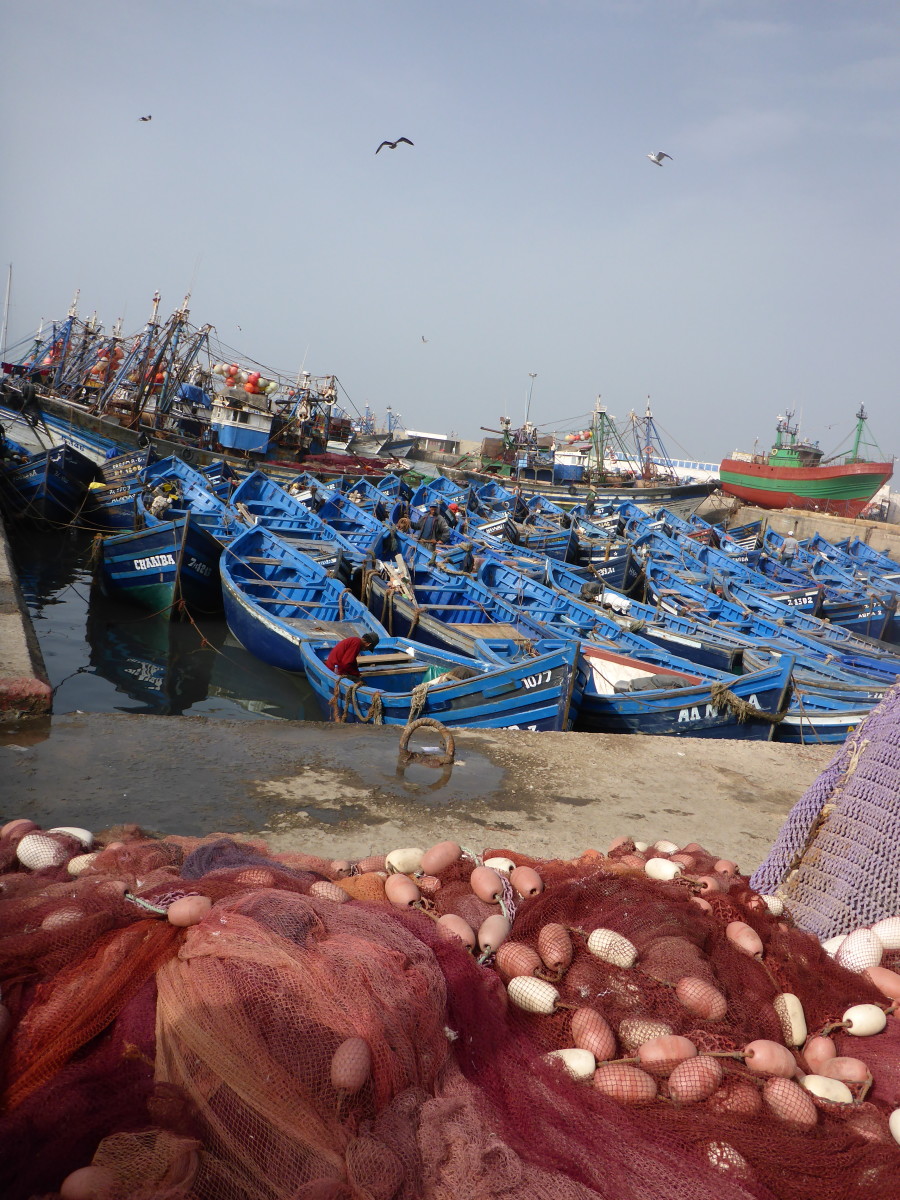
[724,504,900,560]
[0,514,52,721]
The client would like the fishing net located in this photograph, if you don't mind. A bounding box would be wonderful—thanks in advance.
[750,680,900,938]
[1,816,899,1197]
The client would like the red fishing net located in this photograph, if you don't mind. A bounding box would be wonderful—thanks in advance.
[1,822,898,1200]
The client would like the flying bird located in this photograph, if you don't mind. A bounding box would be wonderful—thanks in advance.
[647,151,673,166]
[138,115,152,122]
[375,137,414,154]
[421,335,428,343]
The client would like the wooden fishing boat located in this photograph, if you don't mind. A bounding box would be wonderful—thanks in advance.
[299,635,580,731]
[0,442,101,526]
[220,526,386,671]
[97,514,223,617]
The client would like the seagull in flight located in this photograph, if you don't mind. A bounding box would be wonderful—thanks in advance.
[421,335,428,343]
[376,137,414,154]
[138,114,152,122]
[647,151,673,166]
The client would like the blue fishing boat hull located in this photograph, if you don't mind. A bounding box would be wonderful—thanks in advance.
[98,516,223,617]
[575,644,793,739]
[299,636,579,731]
[0,443,100,525]
[221,526,386,672]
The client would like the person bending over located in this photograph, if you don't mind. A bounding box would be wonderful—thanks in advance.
[324,632,380,677]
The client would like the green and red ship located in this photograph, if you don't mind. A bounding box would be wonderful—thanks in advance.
[720,407,893,518]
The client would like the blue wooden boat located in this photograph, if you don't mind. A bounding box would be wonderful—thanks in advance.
[837,537,900,575]
[299,635,580,730]
[0,442,101,526]
[574,642,794,739]
[221,526,386,671]
[98,514,223,617]
[230,470,363,576]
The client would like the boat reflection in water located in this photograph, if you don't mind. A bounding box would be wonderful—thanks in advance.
[86,591,320,719]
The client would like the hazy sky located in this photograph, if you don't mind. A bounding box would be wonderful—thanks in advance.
[3,0,898,463]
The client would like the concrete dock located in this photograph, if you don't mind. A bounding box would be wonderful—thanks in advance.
[0,513,52,720]
[1,713,834,873]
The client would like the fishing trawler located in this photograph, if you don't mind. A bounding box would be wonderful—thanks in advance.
[719,408,893,518]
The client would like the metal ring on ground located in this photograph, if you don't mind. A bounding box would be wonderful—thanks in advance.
[398,717,455,767]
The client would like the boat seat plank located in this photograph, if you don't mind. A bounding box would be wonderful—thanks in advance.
[249,598,334,608]
[281,618,362,635]
[243,556,283,564]
[445,621,525,639]
[241,581,321,590]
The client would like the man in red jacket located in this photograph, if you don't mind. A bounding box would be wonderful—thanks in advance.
[324,632,380,677]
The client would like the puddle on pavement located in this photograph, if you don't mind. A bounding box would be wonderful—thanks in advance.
[338,735,505,807]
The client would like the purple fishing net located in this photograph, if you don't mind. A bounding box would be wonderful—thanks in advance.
[750,681,900,939]
[181,837,324,884]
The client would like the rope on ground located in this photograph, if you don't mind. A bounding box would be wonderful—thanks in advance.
[398,716,455,767]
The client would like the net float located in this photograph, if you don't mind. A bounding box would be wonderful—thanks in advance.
[890,1108,900,1146]
[692,875,721,894]
[606,836,632,853]
[652,839,679,854]
[773,993,807,1046]
[421,840,461,874]
[763,1077,817,1129]
[478,914,511,955]
[67,852,99,877]
[619,854,647,870]
[632,841,648,852]
[47,826,93,848]
[507,976,560,1014]
[690,896,713,913]
[417,875,442,897]
[667,1055,723,1103]
[708,1079,762,1116]
[16,832,68,870]
[309,881,349,903]
[570,1008,616,1060]
[644,858,682,881]
[842,1003,887,1036]
[821,934,846,957]
[1,818,38,838]
[743,1039,797,1077]
[587,928,637,968]
[725,921,763,957]
[167,895,212,926]
[836,928,884,973]
[670,853,696,870]
[592,1063,657,1103]
[59,1166,118,1199]
[637,1035,698,1076]
[330,1037,371,1092]
[483,856,516,874]
[537,923,572,972]
[801,1074,854,1104]
[329,860,352,878]
[870,917,900,951]
[356,855,386,873]
[863,964,900,1001]
[41,905,83,929]
[545,1047,595,1080]
[803,1036,837,1072]
[675,976,728,1021]
[384,874,421,908]
[385,847,425,874]
[714,859,737,879]
[618,1018,673,1051]
[705,1142,752,1174]
[759,894,784,916]
[494,941,542,982]
[818,1056,870,1083]
[510,866,543,897]
[470,866,504,902]
[436,914,475,949]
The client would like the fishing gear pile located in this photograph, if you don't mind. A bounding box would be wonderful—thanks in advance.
[2,812,900,1197]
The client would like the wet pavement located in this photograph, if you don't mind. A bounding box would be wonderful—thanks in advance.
[1,713,835,872]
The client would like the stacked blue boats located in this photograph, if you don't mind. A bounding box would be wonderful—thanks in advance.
[15,440,900,738]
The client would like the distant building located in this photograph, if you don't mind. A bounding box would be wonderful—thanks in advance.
[406,430,461,455]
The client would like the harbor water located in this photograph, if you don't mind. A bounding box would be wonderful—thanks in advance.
[8,525,323,721]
